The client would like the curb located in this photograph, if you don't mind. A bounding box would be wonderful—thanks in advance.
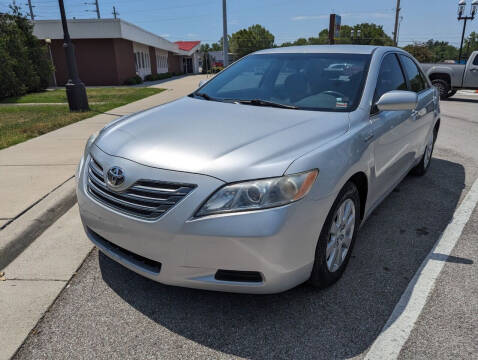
[0,177,77,270]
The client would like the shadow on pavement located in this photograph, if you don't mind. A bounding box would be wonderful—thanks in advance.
[98,158,465,359]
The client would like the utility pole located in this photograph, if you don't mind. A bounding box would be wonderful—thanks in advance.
[222,0,228,67]
[58,0,89,111]
[84,0,100,19]
[112,6,119,19]
[393,0,401,46]
[95,0,100,19]
[27,0,35,20]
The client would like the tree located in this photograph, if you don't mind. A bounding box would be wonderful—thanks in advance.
[402,43,434,62]
[464,32,478,59]
[229,24,274,58]
[279,23,393,47]
[0,4,52,98]
[424,40,458,62]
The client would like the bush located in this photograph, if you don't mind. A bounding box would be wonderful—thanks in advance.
[212,66,224,73]
[0,6,53,99]
[123,75,143,85]
[143,72,182,82]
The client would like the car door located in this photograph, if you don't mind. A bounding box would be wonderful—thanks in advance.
[463,53,478,88]
[398,54,436,161]
[368,53,416,208]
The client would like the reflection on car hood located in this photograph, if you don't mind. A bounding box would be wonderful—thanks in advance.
[95,97,349,182]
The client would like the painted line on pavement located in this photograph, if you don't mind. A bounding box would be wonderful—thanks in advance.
[364,177,478,360]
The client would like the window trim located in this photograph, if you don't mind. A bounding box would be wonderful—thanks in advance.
[398,54,430,94]
[370,52,408,115]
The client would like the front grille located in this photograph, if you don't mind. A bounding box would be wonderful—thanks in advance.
[86,157,196,220]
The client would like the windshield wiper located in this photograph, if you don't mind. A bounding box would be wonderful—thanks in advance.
[237,99,299,110]
[195,92,214,101]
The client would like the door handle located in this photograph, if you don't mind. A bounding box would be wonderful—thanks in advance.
[471,68,478,73]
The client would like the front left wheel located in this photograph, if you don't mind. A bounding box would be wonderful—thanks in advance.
[309,182,361,288]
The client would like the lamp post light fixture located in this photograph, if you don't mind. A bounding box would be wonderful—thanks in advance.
[58,0,89,111]
[457,0,478,64]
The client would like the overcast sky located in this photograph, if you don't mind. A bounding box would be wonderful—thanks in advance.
[2,0,477,46]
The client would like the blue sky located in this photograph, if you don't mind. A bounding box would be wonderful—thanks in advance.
[2,0,477,47]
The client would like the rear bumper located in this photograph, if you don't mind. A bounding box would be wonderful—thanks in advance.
[77,147,333,294]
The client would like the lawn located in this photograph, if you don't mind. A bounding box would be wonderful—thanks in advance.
[0,87,164,150]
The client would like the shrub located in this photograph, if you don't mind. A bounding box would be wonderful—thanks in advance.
[0,6,53,99]
[123,75,143,85]
[212,66,224,73]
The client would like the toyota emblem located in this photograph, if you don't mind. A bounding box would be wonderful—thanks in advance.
[106,166,125,188]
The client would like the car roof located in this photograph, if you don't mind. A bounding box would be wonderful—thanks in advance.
[254,45,396,55]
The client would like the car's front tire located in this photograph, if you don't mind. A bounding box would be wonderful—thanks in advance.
[309,182,361,288]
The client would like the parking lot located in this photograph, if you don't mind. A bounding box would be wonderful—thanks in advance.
[10,93,478,359]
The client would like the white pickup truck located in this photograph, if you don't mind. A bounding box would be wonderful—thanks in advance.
[421,51,478,99]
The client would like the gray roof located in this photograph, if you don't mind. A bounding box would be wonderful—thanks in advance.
[255,45,392,55]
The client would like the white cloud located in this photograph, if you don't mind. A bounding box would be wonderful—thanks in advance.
[292,12,393,21]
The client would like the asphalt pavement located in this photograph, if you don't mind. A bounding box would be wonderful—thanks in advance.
[12,94,478,360]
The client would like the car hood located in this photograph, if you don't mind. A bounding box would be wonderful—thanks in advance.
[95,97,349,182]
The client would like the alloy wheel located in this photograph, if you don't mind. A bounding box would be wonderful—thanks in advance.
[326,198,356,272]
[424,131,434,168]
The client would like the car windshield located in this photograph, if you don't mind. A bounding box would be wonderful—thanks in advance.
[194,52,371,112]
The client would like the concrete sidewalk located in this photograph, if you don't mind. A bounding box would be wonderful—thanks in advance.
[0,74,206,229]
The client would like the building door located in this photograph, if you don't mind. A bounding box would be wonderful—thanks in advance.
[186,58,193,73]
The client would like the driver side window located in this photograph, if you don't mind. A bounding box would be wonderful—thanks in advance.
[372,53,408,113]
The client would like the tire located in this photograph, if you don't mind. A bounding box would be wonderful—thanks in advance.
[411,127,437,176]
[432,79,451,100]
[309,182,361,288]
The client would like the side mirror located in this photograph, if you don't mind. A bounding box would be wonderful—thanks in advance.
[198,79,208,88]
[376,90,418,111]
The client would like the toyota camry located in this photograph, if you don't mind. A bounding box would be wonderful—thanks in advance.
[77,45,440,293]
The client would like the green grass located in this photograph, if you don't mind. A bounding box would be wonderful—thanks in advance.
[0,87,164,150]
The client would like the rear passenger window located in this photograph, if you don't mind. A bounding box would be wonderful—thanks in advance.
[399,55,428,93]
[374,53,407,106]
[473,55,478,66]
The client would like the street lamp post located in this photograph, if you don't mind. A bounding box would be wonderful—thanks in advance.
[457,0,478,64]
[58,0,89,111]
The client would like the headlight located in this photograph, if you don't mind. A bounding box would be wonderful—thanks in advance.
[196,170,318,217]
[77,132,98,181]
[83,132,98,160]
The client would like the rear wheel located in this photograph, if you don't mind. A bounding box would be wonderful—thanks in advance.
[432,79,451,100]
[411,127,437,176]
[309,182,361,288]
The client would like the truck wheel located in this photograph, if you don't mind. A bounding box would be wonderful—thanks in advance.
[432,79,451,100]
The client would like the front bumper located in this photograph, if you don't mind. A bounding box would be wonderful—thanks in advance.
[77,146,333,294]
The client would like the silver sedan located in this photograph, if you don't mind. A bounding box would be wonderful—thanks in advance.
[77,45,440,294]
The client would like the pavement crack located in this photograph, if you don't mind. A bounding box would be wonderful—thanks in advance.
[4,278,67,282]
